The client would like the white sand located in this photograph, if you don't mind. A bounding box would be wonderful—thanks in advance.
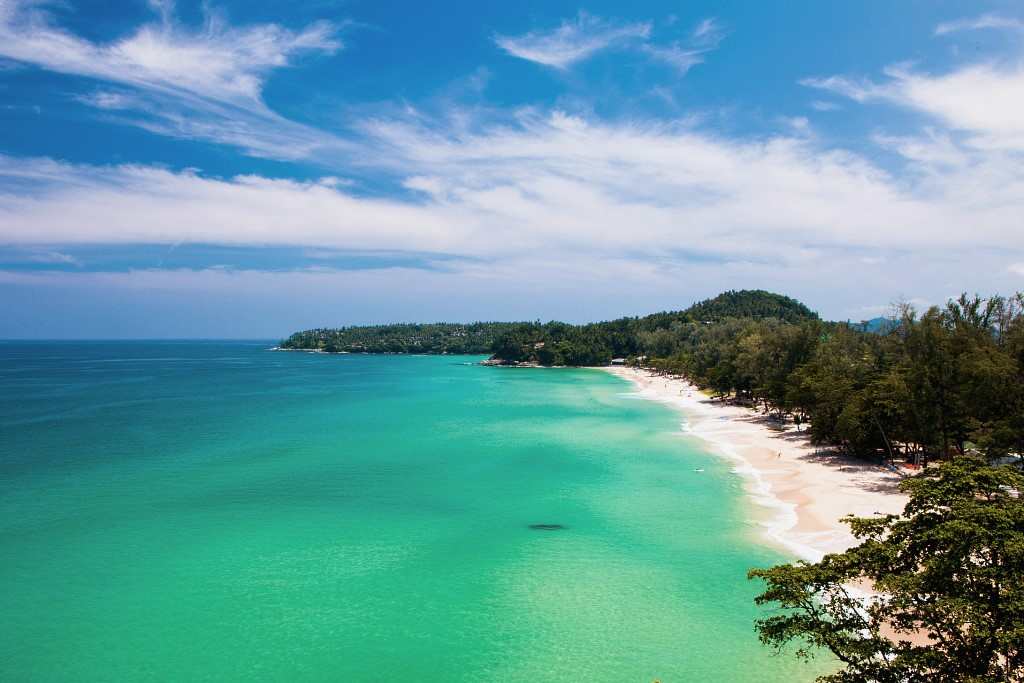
[602,366,908,562]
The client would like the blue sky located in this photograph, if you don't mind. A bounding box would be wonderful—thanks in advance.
[1,0,1023,337]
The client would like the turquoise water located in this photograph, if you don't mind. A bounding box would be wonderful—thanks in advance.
[0,342,828,681]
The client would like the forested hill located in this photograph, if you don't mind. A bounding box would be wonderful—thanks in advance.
[488,290,818,366]
[279,290,816,361]
[673,289,817,324]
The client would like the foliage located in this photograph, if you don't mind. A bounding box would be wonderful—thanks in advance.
[682,289,818,324]
[280,322,521,354]
[645,293,1024,465]
[486,289,819,367]
[748,458,1024,682]
[282,289,816,365]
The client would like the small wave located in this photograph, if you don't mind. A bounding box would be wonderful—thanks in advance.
[614,391,647,400]
[73,357,200,363]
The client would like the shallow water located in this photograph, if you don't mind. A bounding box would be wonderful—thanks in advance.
[0,342,831,681]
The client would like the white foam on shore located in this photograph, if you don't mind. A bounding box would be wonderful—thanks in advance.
[693,425,826,562]
[615,380,827,562]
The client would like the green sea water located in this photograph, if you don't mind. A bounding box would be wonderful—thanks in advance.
[0,342,831,681]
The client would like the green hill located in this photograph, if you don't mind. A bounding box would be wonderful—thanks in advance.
[679,290,817,324]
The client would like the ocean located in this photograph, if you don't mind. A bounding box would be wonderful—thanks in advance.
[0,341,831,681]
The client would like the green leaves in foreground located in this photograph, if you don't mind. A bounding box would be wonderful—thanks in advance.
[749,458,1024,682]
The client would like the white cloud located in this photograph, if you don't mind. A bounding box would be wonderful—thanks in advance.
[692,18,719,40]
[74,91,139,110]
[935,13,1024,35]
[783,116,811,134]
[12,248,81,265]
[0,0,345,159]
[803,63,1024,151]
[800,74,883,103]
[494,12,651,69]
[888,65,1024,150]
[1,107,1020,268]
[1010,263,1024,277]
[148,0,175,28]
[810,100,841,112]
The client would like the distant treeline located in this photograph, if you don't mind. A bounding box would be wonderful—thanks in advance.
[280,290,814,361]
[280,322,522,354]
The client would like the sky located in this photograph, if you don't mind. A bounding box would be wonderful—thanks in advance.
[1,0,1023,338]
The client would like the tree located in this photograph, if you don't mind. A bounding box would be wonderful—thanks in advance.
[748,458,1024,682]
[785,326,876,450]
[902,308,968,462]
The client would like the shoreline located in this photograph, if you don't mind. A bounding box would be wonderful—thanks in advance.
[601,366,908,563]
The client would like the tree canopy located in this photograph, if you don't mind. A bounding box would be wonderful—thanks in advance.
[748,457,1024,682]
[280,322,522,354]
[645,293,1024,465]
[485,289,819,366]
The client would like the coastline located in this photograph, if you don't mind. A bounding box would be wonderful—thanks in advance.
[601,366,908,563]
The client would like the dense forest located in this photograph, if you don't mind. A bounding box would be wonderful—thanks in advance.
[643,292,1024,466]
[487,290,817,366]
[279,322,522,354]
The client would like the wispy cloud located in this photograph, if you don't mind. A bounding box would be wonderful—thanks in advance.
[935,13,1024,35]
[0,247,82,267]
[494,12,651,69]
[641,43,705,74]
[0,0,346,159]
[0,0,340,104]
[800,74,883,103]
[0,243,456,273]
[692,18,718,39]
[73,91,140,110]
[642,17,724,75]
[495,13,724,75]
[810,100,841,112]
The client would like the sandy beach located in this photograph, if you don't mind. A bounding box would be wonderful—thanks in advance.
[603,366,908,562]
